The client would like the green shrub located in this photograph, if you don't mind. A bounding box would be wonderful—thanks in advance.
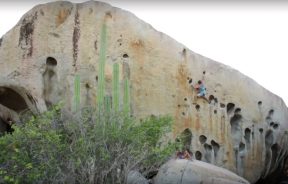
[0,106,175,184]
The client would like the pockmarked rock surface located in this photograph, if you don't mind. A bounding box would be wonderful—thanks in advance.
[0,1,287,183]
[154,159,250,184]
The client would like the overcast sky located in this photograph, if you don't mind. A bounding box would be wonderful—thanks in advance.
[0,0,288,106]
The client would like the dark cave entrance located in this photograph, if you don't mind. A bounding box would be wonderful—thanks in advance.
[0,87,29,134]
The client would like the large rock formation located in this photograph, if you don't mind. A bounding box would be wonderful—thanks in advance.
[0,1,287,183]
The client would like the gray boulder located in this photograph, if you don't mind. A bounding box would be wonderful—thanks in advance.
[154,159,250,184]
[127,170,149,184]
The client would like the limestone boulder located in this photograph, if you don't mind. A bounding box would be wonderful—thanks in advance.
[0,1,287,183]
[154,159,250,184]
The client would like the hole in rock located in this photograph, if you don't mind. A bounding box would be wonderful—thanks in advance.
[270,122,275,127]
[230,114,242,144]
[258,101,262,105]
[0,87,28,113]
[189,79,193,84]
[43,57,58,108]
[259,128,263,133]
[220,103,225,108]
[123,53,129,58]
[96,75,98,81]
[244,128,251,149]
[234,108,241,114]
[214,98,218,103]
[227,103,235,114]
[239,142,245,152]
[273,123,279,129]
[85,83,90,89]
[269,109,274,116]
[209,95,214,102]
[199,135,207,144]
[182,112,185,116]
[182,48,186,56]
[203,71,206,75]
[184,98,187,101]
[46,57,57,66]
[195,104,200,111]
[214,110,217,114]
[195,151,202,160]
[177,104,180,108]
[211,140,220,158]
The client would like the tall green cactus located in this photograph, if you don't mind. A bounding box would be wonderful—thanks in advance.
[97,24,107,108]
[104,95,111,113]
[73,74,81,112]
[123,78,130,115]
[112,63,120,112]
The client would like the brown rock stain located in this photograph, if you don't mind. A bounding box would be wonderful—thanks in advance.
[105,11,112,19]
[72,6,80,69]
[183,116,192,128]
[56,9,71,27]
[18,11,38,58]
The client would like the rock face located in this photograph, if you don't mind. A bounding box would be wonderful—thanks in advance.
[0,1,287,183]
[154,159,250,184]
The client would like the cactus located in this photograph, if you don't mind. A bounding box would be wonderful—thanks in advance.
[104,95,111,113]
[112,63,120,112]
[97,24,107,108]
[123,78,130,115]
[73,74,81,112]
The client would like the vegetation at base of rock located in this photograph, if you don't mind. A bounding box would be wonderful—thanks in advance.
[0,105,175,184]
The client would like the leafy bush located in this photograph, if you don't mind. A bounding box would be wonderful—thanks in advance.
[0,106,175,184]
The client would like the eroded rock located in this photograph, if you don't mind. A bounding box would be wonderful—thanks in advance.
[0,1,287,183]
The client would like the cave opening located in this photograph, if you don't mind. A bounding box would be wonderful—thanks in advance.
[0,87,28,113]
[195,151,202,160]
[0,87,29,134]
[227,103,235,114]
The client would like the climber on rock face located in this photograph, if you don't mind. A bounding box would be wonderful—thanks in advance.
[195,80,206,97]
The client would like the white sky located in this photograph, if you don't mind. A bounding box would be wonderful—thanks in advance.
[0,1,288,106]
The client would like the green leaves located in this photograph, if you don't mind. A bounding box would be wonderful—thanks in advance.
[0,107,175,183]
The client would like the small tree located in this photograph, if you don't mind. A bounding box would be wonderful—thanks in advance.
[0,106,175,184]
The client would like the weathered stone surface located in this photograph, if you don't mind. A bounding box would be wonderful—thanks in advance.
[0,1,287,183]
[127,170,149,184]
[154,159,250,184]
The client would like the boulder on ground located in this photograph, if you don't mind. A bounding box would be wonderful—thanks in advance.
[154,159,250,184]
